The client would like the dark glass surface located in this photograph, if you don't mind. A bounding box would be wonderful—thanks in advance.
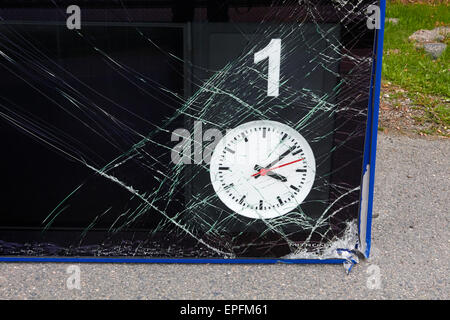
[0,1,376,258]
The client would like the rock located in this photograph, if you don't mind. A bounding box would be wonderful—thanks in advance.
[386,18,399,25]
[409,26,450,47]
[423,43,447,59]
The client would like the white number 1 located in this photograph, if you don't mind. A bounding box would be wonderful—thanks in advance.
[254,39,281,97]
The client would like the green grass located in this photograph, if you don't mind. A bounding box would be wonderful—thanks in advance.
[383,2,450,132]
[383,2,449,96]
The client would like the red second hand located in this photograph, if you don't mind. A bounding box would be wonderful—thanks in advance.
[251,158,305,177]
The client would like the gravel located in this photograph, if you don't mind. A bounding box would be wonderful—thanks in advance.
[0,133,449,300]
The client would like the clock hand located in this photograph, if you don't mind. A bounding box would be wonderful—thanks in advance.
[252,158,305,177]
[264,146,295,170]
[253,146,295,178]
[266,172,287,182]
[253,165,287,182]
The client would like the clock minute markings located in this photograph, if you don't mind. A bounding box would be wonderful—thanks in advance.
[224,147,235,154]
[223,183,234,191]
[277,196,283,205]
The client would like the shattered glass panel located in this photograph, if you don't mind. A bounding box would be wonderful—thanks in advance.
[0,0,378,260]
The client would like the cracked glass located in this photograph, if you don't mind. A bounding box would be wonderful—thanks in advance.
[0,0,378,260]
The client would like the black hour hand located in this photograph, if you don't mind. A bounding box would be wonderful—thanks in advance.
[267,172,287,182]
[253,165,287,182]
[253,165,264,179]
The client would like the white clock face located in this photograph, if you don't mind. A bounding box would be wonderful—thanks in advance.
[209,120,316,219]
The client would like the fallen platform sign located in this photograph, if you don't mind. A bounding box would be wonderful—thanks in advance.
[0,0,385,268]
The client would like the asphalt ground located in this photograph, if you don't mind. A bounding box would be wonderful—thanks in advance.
[0,133,448,300]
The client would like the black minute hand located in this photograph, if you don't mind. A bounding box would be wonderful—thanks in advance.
[259,146,294,171]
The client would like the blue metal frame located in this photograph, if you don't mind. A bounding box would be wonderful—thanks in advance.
[0,1,386,264]
[0,257,345,264]
[358,0,386,259]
